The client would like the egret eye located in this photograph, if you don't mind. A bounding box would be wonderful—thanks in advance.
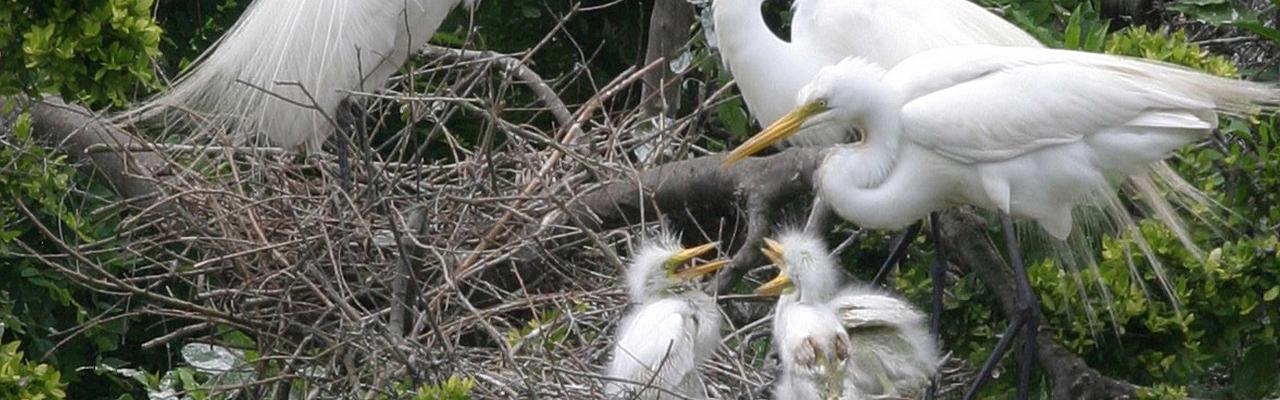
[816,99,829,109]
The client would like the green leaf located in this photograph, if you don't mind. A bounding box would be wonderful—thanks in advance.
[1265,286,1279,301]
[1235,344,1280,398]
[1231,21,1280,44]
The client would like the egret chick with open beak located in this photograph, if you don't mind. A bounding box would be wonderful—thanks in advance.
[606,237,728,399]
[759,231,937,399]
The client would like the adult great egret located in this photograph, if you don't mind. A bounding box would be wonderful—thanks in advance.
[605,239,727,399]
[757,232,937,399]
[711,0,1042,147]
[727,47,1278,398]
[124,0,475,153]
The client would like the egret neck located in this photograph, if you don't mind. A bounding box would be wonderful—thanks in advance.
[713,0,825,126]
[816,94,926,231]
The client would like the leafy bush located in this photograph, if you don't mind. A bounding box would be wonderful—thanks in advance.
[0,340,68,400]
[0,0,163,107]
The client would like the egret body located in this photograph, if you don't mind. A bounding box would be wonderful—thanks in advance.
[606,240,727,399]
[127,0,474,152]
[728,47,1277,398]
[712,0,1041,146]
[726,48,1277,239]
[758,232,937,399]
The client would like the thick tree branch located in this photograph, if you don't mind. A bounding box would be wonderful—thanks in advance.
[567,149,822,291]
[938,210,1139,399]
[17,96,169,208]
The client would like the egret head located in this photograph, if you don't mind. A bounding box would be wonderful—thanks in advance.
[626,237,728,301]
[754,231,842,302]
[722,58,889,167]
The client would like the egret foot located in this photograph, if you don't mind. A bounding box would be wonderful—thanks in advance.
[962,212,1038,400]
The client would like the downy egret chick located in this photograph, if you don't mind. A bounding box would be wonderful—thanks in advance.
[606,239,728,399]
[758,232,937,399]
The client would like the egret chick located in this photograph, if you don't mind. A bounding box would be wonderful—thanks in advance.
[758,232,937,399]
[606,239,728,399]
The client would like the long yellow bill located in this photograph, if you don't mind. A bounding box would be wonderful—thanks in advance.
[675,259,729,279]
[670,242,718,265]
[722,101,824,167]
[755,273,793,296]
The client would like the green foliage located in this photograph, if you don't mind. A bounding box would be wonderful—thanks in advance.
[1105,27,1239,78]
[0,0,163,107]
[0,340,68,400]
[1170,0,1280,46]
[412,376,476,400]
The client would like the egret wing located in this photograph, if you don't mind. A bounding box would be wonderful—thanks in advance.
[889,46,1259,164]
[829,288,925,330]
[793,0,1041,68]
[607,299,699,392]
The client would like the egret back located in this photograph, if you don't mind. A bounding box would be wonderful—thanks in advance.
[122,0,465,152]
[713,0,1043,147]
[830,287,937,397]
[793,0,1043,68]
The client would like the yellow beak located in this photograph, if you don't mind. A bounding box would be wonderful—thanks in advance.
[722,101,824,167]
[755,273,793,296]
[675,259,729,279]
[754,237,793,296]
[670,242,718,266]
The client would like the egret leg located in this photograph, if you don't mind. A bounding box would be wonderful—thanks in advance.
[871,221,922,285]
[1001,212,1038,400]
[962,212,1038,400]
[926,212,944,400]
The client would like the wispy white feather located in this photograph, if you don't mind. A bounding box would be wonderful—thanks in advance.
[122,0,472,152]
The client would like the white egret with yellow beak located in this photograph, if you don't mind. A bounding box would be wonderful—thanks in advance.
[606,239,728,399]
[757,232,937,399]
[727,47,1278,398]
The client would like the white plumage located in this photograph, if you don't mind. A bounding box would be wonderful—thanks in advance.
[712,0,1041,147]
[125,0,472,152]
[606,239,725,399]
[759,231,937,399]
[725,47,1278,240]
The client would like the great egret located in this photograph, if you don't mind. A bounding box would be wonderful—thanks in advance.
[757,232,937,399]
[605,239,727,399]
[727,47,1278,398]
[711,0,1042,147]
[124,0,475,152]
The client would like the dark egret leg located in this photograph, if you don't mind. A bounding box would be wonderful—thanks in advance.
[926,212,945,400]
[871,221,922,286]
[963,211,1038,400]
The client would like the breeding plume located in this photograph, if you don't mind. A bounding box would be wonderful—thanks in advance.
[727,47,1278,398]
[605,239,727,399]
[757,232,937,399]
[126,0,473,152]
[712,0,1041,147]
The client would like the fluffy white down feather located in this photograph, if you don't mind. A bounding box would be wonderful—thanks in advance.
[606,238,721,399]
